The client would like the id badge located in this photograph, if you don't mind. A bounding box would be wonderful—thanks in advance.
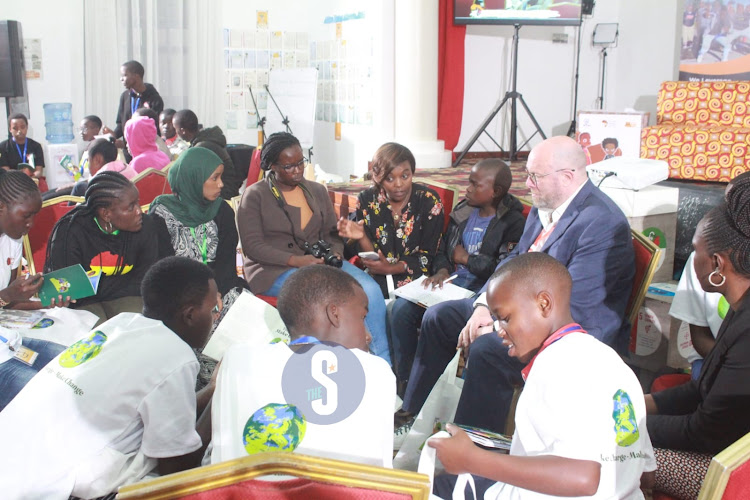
[13,345,39,366]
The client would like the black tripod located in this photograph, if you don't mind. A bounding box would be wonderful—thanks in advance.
[453,24,546,166]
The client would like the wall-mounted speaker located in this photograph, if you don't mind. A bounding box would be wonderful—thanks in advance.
[0,20,25,98]
[582,0,595,16]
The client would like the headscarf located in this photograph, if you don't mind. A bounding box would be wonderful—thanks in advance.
[150,147,224,227]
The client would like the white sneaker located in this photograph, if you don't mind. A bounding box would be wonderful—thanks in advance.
[393,420,413,451]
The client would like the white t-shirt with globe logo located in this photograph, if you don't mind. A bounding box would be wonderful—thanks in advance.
[670,252,727,364]
[0,313,202,499]
[211,340,395,468]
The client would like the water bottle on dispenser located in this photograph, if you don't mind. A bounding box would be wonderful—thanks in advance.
[43,103,74,144]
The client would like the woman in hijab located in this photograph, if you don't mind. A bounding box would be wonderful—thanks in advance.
[150,147,246,297]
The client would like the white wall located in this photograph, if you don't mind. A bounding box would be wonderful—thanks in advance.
[1,1,85,151]
[221,0,394,178]
[457,0,681,152]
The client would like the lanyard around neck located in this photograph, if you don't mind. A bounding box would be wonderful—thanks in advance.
[290,336,321,346]
[521,323,586,381]
[190,225,208,264]
[13,138,27,163]
[130,94,141,115]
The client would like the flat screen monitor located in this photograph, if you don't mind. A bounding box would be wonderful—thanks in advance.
[454,0,582,26]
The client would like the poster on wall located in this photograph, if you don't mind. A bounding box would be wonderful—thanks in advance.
[23,38,42,80]
[575,111,649,165]
[679,0,750,81]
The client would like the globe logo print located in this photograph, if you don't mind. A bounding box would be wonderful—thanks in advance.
[242,403,307,455]
[59,331,108,368]
[612,389,640,447]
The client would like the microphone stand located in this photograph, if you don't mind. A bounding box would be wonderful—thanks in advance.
[265,84,293,135]
[247,85,267,144]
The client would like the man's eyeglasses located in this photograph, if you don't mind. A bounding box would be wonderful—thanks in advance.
[525,168,576,187]
[275,158,307,172]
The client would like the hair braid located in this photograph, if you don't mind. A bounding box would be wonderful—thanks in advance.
[0,170,41,207]
[260,132,301,171]
[703,176,750,277]
[45,172,135,274]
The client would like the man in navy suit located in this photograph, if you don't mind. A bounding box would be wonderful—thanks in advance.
[398,136,634,434]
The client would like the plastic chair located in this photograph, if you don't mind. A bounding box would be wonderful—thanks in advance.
[21,195,84,275]
[627,229,662,353]
[116,452,430,500]
[132,167,172,206]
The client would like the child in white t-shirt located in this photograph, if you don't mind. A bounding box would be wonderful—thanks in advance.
[429,252,655,499]
[0,257,221,499]
[211,265,396,467]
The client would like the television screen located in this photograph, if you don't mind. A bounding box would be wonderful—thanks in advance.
[454,0,582,26]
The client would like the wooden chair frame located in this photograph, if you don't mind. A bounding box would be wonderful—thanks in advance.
[116,452,431,500]
[628,229,662,328]
[22,195,84,275]
[698,432,750,500]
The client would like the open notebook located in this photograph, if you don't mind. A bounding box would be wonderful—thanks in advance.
[393,275,475,308]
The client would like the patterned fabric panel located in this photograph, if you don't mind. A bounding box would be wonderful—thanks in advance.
[641,123,749,182]
[656,81,750,127]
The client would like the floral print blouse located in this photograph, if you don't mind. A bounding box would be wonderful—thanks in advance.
[356,182,444,289]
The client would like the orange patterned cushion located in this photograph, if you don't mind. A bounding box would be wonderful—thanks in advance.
[642,81,750,182]
[657,81,750,127]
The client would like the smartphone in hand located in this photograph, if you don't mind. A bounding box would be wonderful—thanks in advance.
[358,251,380,261]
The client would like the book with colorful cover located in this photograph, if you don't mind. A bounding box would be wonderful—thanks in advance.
[0,310,46,329]
[437,422,512,451]
[38,265,101,307]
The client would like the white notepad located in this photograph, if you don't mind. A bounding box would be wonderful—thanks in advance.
[393,275,475,308]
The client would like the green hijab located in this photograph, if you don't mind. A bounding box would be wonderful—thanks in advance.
[150,147,224,227]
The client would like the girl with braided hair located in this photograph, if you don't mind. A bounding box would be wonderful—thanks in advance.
[645,176,750,499]
[0,170,70,411]
[237,132,391,365]
[45,171,173,324]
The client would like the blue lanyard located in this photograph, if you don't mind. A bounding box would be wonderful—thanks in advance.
[130,95,141,115]
[290,336,321,346]
[13,139,27,163]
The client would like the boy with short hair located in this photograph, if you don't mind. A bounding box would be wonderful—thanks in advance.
[0,113,45,177]
[429,252,655,499]
[0,257,220,499]
[211,265,396,467]
[160,108,189,158]
[390,159,526,398]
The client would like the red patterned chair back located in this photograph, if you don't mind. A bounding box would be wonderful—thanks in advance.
[421,180,460,231]
[133,167,172,206]
[246,148,263,188]
[117,452,430,500]
[698,431,750,499]
[22,196,83,274]
[656,81,750,127]
[627,230,661,353]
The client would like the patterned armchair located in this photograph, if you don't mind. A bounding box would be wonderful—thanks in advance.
[640,81,750,182]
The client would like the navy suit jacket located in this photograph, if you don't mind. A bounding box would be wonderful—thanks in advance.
[483,180,635,353]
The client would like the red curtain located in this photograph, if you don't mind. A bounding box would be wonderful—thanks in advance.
[438,0,466,153]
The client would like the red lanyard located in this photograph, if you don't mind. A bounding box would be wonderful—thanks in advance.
[521,323,586,381]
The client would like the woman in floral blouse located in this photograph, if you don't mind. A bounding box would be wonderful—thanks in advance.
[338,142,444,298]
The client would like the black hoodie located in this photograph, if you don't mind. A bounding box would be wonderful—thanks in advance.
[191,126,242,199]
[431,194,526,291]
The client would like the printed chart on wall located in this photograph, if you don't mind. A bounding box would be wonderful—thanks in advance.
[679,0,750,80]
[312,13,375,128]
[222,24,310,132]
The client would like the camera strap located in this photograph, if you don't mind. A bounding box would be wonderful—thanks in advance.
[267,174,315,253]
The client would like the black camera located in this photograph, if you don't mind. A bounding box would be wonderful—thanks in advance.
[304,240,343,268]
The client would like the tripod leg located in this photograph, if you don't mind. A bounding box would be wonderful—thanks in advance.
[516,94,548,148]
[453,94,512,167]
